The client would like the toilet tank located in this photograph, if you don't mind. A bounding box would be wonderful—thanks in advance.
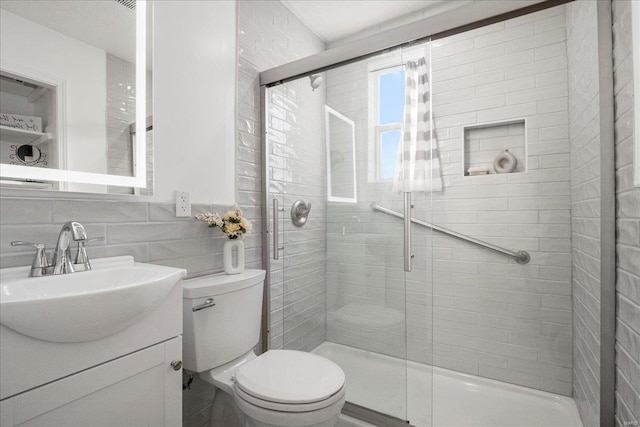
[182,269,266,373]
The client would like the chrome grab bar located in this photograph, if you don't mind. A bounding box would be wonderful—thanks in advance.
[371,203,531,265]
[192,298,216,312]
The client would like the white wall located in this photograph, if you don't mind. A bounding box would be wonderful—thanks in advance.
[0,9,107,191]
[152,0,237,204]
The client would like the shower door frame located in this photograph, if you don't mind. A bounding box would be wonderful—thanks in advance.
[259,1,617,426]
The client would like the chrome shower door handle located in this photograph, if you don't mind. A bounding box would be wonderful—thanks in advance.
[273,199,279,260]
[272,199,284,260]
[404,192,412,272]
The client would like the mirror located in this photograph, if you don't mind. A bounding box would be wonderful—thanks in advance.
[325,105,356,203]
[0,0,151,194]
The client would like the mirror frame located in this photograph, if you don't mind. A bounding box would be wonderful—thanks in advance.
[325,105,357,203]
[633,0,640,187]
[0,1,147,189]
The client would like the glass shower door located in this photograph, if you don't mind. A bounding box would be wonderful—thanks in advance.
[266,82,288,352]
[321,48,410,423]
[264,40,434,426]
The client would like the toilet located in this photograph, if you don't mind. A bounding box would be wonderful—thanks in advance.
[182,269,346,427]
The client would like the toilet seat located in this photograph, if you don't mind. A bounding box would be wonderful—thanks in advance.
[233,349,346,411]
[234,382,346,413]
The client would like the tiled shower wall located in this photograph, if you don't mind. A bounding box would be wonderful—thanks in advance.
[431,7,573,396]
[235,0,327,352]
[268,80,328,352]
[566,2,601,426]
[612,0,640,424]
[325,5,575,396]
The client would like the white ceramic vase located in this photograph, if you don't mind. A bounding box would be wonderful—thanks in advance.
[223,239,245,275]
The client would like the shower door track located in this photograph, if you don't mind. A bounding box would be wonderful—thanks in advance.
[260,1,571,86]
[342,402,412,427]
[371,203,531,264]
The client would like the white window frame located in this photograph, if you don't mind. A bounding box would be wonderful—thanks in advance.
[375,124,402,181]
[368,65,404,182]
[367,45,427,183]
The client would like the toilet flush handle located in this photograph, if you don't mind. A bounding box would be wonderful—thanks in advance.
[192,297,216,312]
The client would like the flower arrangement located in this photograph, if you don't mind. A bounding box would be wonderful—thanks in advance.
[196,205,251,239]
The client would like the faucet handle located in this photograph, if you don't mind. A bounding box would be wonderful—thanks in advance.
[11,241,49,275]
[85,237,105,244]
[11,241,45,249]
[74,237,104,270]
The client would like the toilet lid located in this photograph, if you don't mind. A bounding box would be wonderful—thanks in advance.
[234,350,345,404]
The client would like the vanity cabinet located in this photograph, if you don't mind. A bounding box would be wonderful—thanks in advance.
[0,257,186,427]
[0,337,182,427]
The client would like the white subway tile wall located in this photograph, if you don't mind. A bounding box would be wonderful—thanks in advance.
[566,2,601,426]
[612,0,640,424]
[324,5,574,396]
[236,0,327,353]
[0,200,262,275]
[269,78,328,352]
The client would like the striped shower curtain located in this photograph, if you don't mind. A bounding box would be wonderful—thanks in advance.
[392,57,443,193]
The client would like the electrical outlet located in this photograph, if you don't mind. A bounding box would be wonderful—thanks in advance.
[175,191,191,217]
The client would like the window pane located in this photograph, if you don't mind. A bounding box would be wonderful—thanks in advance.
[379,70,405,125]
[380,130,400,180]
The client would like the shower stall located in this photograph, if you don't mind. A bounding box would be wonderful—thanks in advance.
[260,2,614,426]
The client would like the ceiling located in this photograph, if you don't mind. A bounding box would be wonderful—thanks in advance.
[280,0,464,44]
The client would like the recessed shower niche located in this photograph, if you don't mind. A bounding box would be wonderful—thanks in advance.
[462,119,527,176]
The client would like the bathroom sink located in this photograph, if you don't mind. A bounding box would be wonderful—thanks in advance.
[0,256,186,343]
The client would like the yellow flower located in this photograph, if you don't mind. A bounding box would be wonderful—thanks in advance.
[225,223,240,235]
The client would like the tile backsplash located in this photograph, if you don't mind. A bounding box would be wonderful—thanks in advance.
[0,198,261,276]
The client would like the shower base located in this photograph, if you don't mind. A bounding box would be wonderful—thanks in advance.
[312,342,583,427]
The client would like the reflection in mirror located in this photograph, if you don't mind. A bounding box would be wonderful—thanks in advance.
[0,0,152,194]
[325,105,356,203]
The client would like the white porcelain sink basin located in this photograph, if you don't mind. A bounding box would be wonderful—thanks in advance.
[0,256,186,343]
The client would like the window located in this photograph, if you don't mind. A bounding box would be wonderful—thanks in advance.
[367,45,426,183]
[370,68,405,181]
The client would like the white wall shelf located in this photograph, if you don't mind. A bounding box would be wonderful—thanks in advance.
[0,125,52,145]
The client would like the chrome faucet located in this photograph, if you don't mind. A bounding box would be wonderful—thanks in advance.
[11,221,103,277]
[52,221,87,274]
